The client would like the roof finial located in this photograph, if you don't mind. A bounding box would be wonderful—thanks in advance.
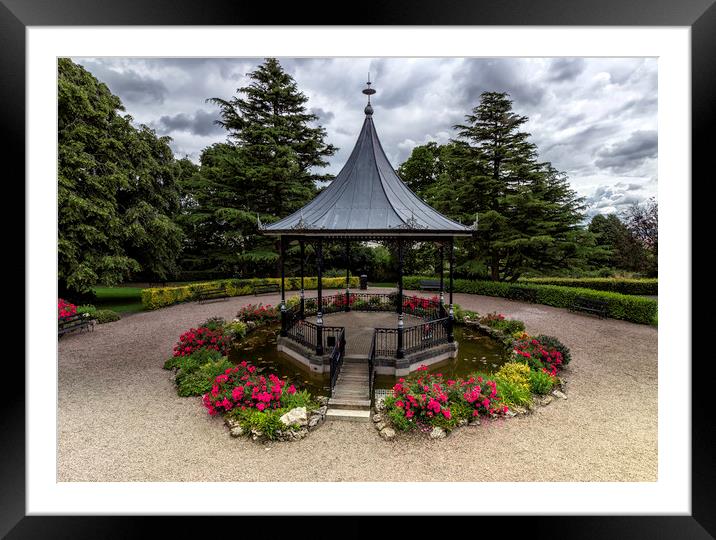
[362,73,375,116]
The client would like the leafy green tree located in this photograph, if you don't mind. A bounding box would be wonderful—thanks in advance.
[403,92,586,281]
[58,58,184,297]
[179,58,336,276]
[588,213,645,273]
[622,197,658,276]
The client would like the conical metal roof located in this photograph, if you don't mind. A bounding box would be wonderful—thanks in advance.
[264,95,473,238]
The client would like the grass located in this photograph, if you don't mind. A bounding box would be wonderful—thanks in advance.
[92,286,144,313]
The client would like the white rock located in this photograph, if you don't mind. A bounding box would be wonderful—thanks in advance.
[379,427,396,440]
[469,419,481,426]
[430,427,446,439]
[458,419,468,427]
[539,395,553,406]
[374,421,386,431]
[372,414,382,423]
[280,407,308,427]
[229,426,244,437]
[308,416,321,428]
[552,390,567,400]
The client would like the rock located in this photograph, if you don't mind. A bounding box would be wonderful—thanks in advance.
[379,427,396,440]
[225,417,241,429]
[294,428,308,440]
[280,407,308,427]
[513,406,528,415]
[374,421,387,431]
[316,396,329,406]
[469,419,481,426]
[308,415,321,428]
[539,395,553,406]
[229,426,244,437]
[318,406,328,416]
[251,430,262,441]
[505,409,517,418]
[552,390,567,400]
[372,414,382,423]
[457,419,468,427]
[375,398,386,411]
[430,427,446,440]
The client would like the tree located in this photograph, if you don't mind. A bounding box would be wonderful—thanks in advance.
[406,92,586,281]
[178,58,337,276]
[58,58,184,297]
[621,197,658,276]
[588,213,643,272]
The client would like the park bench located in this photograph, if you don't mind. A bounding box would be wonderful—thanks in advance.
[253,283,280,296]
[420,279,441,292]
[570,296,608,318]
[196,287,230,304]
[58,313,94,338]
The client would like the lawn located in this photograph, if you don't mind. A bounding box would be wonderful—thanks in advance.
[92,286,145,313]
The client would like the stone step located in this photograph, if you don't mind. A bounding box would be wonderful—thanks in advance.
[325,408,371,422]
[328,397,371,410]
[343,356,369,363]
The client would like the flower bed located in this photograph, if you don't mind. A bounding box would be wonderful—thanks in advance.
[164,314,327,442]
[58,298,77,319]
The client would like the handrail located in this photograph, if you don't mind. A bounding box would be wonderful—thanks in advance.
[368,330,377,401]
[329,327,346,395]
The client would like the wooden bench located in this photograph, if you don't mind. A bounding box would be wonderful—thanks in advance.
[58,313,94,338]
[570,296,608,318]
[253,283,280,296]
[196,287,230,304]
[420,279,441,291]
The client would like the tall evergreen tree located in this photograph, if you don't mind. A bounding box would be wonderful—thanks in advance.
[401,92,586,281]
[179,58,336,276]
[58,58,184,297]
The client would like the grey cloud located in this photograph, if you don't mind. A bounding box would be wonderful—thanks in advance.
[79,60,168,104]
[595,130,657,172]
[156,109,223,136]
[547,58,586,82]
[311,107,335,123]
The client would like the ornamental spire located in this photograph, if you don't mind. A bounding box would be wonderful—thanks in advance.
[362,73,375,116]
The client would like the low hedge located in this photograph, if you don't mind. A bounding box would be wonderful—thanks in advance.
[519,277,657,296]
[404,276,657,325]
[142,276,359,310]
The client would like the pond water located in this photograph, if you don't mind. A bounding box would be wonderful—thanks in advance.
[228,323,510,396]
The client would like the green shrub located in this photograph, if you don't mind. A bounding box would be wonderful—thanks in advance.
[494,362,532,407]
[163,348,224,371]
[225,319,248,340]
[490,319,525,335]
[141,276,359,310]
[529,369,557,395]
[281,389,318,411]
[533,334,572,367]
[230,408,290,440]
[175,357,234,397]
[519,277,657,296]
[200,317,225,331]
[76,304,97,316]
[94,309,121,324]
[403,276,657,325]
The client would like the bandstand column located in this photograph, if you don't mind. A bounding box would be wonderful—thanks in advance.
[448,237,455,343]
[397,239,404,359]
[345,239,351,312]
[316,237,324,356]
[299,240,305,320]
[279,236,287,336]
[439,242,445,317]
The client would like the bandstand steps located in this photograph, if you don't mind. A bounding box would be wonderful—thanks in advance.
[327,397,371,410]
[325,408,371,422]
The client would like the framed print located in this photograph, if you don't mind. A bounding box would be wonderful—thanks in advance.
[4,0,712,537]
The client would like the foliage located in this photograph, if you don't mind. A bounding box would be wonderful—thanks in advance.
[225,319,249,340]
[529,369,557,395]
[228,407,289,440]
[58,298,77,319]
[476,312,525,336]
[199,317,226,331]
[533,335,572,367]
[494,362,532,407]
[385,366,506,432]
[93,309,121,324]
[178,58,336,276]
[172,326,232,357]
[513,338,564,376]
[201,361,298,415]
[141,276,357,310]
[400,92,587,282]
[236,303,280,325]
[176,357,234,397]
[164,347,224,371]
[621,197,658,277]
[403,276,657,325]
[58,59,183,296]
[520,277,657,296]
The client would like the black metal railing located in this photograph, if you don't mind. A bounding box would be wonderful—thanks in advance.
[368,330,377,400]
[402,317,450,355]
[329,328,346,395]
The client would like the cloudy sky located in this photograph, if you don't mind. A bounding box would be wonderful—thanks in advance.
[73,57,657,217]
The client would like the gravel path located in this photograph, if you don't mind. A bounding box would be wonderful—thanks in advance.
[58,289,657,482]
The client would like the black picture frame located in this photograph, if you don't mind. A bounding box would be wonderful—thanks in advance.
[3,0,710,537]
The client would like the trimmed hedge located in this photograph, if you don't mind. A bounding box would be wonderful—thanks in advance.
[142,276,359,310]
[404,276,657,326]
[519,277,657,296]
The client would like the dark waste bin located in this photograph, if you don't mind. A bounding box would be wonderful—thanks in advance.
[360,274,368,290]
